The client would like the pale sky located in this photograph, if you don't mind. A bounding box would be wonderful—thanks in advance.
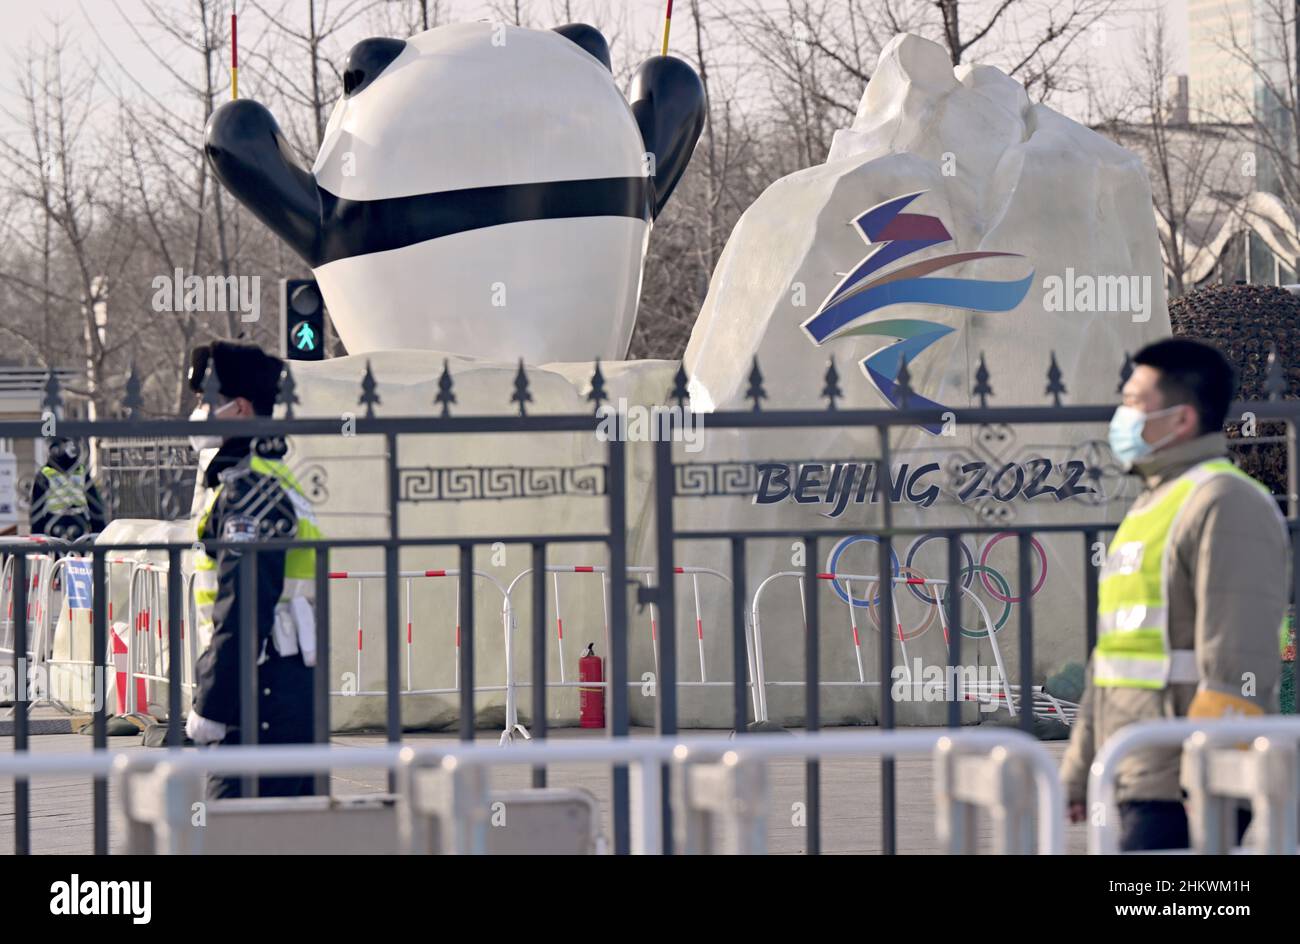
[2,0,1190,137]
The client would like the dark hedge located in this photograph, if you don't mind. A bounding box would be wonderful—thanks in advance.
[1168,283,1300,497]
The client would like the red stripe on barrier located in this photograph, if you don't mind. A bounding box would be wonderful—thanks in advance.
[456,625,460,647]
[651,618,657,642]
[556,617,564,639]
[357,628,363,650]
[853,627,860,646]
[407,621,412,644]
[673,567,684,573]
[424,570,446,577]
[905,577,925,584]
[696,617,703,640]
[329,571,348,579]
[574,566,594,573]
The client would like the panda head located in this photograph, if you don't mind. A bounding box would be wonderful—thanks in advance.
[205,22,706,363]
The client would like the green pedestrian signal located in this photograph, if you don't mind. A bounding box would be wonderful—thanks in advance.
[293,321,318,351]
[280,278,327,361]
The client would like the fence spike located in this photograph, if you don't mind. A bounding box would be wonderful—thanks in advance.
[358,360,381,419]
[123,362,144,420]
[1046,351,1067,407]
[670,363,690,410]
[587,359,608,414]
[1117,352,1133,394]
[511,359,533,417]
[200,362,222,411]
[972,353,993,409]
[41,370,63,420]
[435,359,457,417]
[745,356,767,412]
[895,355,914,410]
[1265,342,1286,401]
[822,357,842,411]
[277,363,299,419]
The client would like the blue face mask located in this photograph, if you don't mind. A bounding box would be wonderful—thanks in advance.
[1108,404,1181,470]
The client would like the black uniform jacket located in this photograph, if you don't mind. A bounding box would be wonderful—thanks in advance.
[192,437,314,745]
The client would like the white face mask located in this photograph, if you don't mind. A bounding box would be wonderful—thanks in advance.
[1108,403,1183,470]
[188,400,236,452]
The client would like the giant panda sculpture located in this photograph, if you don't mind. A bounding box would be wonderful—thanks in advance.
[204,21,706,363]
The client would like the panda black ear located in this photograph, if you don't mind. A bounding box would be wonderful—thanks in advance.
[343,37,407,97]
[205,99,323,267]
[553,23,611,71]
[629,56,706,219]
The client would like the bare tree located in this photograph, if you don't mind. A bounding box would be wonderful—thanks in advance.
[1218,0,1300,221]
[246,0,380,156]
[1097,11,1236,297]
[368,0,447,35]
[0,30,145,417]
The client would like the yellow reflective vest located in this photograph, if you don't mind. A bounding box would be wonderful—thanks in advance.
[1096,459,1279,690]
[193,456,321,643]
[40,464,90,515]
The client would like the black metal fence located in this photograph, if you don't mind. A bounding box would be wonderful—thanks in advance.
[95,439,198,521]
[3,349,1298,855]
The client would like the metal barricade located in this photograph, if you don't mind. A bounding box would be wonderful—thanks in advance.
[119,559,198,717]
[0,728,1062,854]
[0,551,54,665]
[502,563,756,714]
[1088,716,1300,854]
[325,568,523,743]
[748,569,1009,724]
[2,550,83,714]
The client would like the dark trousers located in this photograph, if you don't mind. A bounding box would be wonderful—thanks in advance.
[206,768,316,800]
[1119,800,1251,852]
[203,655,318,800]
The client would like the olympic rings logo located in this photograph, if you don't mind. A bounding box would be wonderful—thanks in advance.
[825,533,1048,639]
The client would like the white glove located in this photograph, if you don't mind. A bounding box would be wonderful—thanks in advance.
[186,710,228,745]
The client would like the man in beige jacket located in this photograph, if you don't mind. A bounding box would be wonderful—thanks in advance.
[1060,337,1288,851]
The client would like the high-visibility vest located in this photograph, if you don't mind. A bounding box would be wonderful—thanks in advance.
[40,464,90,516]
[1095,459,1280,690]
[193,456,321,645]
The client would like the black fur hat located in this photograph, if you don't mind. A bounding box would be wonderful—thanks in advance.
[187,340,284,416]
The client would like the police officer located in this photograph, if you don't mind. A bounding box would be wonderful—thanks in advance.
[1061,338,1288,851]
[183,340,323,799]
[29,437,106,540]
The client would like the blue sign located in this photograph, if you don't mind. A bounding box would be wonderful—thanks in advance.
[65,559,92,611]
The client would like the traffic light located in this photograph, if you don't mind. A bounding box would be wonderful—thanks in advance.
[280,278,327,361]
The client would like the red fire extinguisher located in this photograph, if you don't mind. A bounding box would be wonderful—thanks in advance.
[579,642,605,729]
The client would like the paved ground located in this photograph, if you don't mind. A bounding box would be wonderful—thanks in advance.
[0,721,1089,854]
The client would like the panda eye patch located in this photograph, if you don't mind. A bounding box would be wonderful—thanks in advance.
[343,37,407,98]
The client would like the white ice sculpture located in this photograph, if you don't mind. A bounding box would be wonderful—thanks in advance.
[204,21,705,365]
[152,33,1172,731]
[675,33,1171,724]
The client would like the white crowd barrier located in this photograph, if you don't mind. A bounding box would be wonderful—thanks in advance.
[748,569,1012,724]
[113,557,199,717]
[325,568,524,743]
[1,550,104,714]
[1088,716,1300,854]
[0,728,1062,854]
[6,551,1074,735]
[502,564,754,716]
[0,551,52,665]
